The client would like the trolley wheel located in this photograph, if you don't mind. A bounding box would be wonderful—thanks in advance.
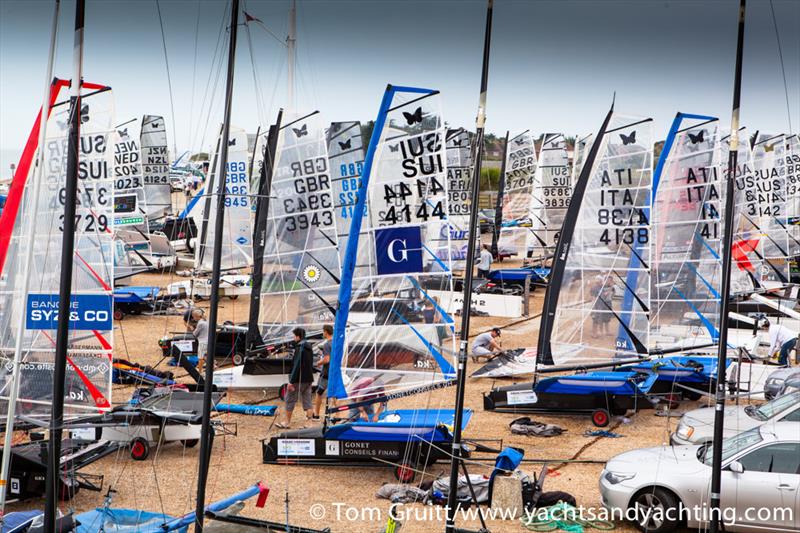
[229,295,239,300]
[130,437,150,461]
[591,408,611,428]
[181,439,199,448]
[232,352,245,366]
[113,310,124,321]
[661,394,680,410]
[683,390,702,401]
[394,463,417,483]
[279,384,289,402]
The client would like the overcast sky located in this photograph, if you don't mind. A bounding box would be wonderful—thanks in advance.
[1,0,798,173]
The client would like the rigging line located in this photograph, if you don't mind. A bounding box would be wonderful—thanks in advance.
[188,0,201,144]
[768,0,793,135]
[192,0,228,151]
[242,0,267,125]
[155,0,179,156]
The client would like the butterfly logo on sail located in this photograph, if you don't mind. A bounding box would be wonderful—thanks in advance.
[151,121,160,129]
[338,139,351,150]
[117,128,128,138]
[388,144,400,153]
[763,142,776,153]
[292,124,308,138]
[688,130,705,145]
[402,107,423,125]
[453,138,463,147]
[514,137,526,146]
[80,104,90,124]
[229,138,237,147]
[619,131,636,146]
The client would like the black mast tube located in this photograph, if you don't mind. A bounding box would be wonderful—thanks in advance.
[194,0,238,529]
[246,111,282,352]
[445,1,493,532]
[710,1,746,531]
[44,1,84,531]
[490,130,509,258]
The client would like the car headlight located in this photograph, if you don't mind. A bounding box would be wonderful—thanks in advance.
[604,470,636,485]
[676,422,694,440]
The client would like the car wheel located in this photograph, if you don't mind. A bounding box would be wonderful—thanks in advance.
[630,487,682,533]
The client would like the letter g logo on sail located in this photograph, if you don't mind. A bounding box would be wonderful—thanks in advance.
[387,239,409,263]
[375,227,423,275]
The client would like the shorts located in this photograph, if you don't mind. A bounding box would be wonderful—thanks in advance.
[286,382,313,411]
[197,342,208,359]
[472,345,493,357]
[316,376,328,393]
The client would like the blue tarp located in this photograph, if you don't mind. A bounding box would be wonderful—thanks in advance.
[325,408,472,442]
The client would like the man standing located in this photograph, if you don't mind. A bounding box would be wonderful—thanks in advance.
[477,244,493,278]
[763,319,798,366]
[191,308,208,372]
[278,328,315,429]
[471,327,502,362]
[313,325,333,420]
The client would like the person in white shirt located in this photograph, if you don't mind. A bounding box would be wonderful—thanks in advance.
[192,308,209,372]
[477,244,493,278]
[471,327,502,362]
[762,319,798,366]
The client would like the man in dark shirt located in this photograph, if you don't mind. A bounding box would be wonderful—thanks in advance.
[278,328,314,428]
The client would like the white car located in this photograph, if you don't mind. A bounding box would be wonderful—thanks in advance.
[600,421,799,532]
[672,391,800,445]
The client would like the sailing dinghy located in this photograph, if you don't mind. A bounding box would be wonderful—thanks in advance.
[483,109,669,426]
[263,86,486,480]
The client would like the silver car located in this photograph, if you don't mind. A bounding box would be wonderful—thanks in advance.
[765,368,800,400]
[600,421,800,532]
[671,391,800,445]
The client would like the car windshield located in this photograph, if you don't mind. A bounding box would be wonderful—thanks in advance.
[753,391,800,421]
[701,427,763,465]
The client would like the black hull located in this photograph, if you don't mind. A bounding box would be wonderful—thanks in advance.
[483,382,656,416]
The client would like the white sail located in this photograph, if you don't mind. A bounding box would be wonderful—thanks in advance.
[649,114,722,352]
[572,133,594,182]
[258,112,339,342]
[0,87,115,412]
[140,114,171,219]
[497,131,538,258]
[532,133,571,262]
[786,134,800,255]
[328,87,457,401]
[749,133,790,286]
[440,127,473,270]
[328,120,365,253]
[549,115,653,365]
[195,127,252,272]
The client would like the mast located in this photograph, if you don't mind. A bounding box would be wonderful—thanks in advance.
[194,0,239,529]
[44,0,84,530]
[0,0,60,517]
[286,0,296,113]
[709,1,746,531]
[490,130,509,258]
[445,1,493,531]
[245,111,283,352]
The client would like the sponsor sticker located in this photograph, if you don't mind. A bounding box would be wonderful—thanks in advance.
[507,390,538,406]
[277,438,316,456]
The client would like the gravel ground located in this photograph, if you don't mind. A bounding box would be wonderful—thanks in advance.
[5,265,721,533]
